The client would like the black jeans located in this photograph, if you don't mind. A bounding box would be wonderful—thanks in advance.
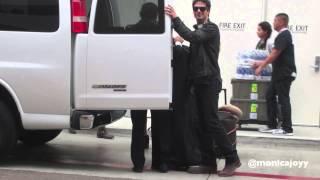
[130,110,171,168]
[266,77,294,133]
[192,77,238,165]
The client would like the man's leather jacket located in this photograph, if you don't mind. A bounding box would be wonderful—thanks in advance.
[172,17,221,80]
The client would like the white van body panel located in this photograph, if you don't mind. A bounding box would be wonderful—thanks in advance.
[83,0,172,110]
[0,79,24,114]
[0,79,70,129]
[74,34,89,109]
[0,0,72,129]
[22,114,70,129]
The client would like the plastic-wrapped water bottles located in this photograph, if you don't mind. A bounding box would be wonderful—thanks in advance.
[262,64,272,80]
[236,50,272,80]
[237,50,268,60]
[251,50,269,60]
[235,61,255,79]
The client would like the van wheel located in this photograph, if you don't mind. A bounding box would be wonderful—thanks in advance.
[19,130,62,146]
[0,101,18,160]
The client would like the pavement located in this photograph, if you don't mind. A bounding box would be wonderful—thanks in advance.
[1,117,320,180]
[107,116,320,142]
[0,169,132,180]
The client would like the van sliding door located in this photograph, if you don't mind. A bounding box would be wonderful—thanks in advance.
[85,0,172,109]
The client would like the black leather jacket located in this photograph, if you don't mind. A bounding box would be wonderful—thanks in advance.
[172,17,221,80]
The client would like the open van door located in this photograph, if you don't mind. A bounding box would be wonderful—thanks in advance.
[85,0,172,109]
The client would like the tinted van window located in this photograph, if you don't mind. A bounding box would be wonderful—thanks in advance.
[94,0,164,34]
[0,0,59,32]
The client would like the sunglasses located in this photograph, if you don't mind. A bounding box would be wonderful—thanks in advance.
[193,6,207,12]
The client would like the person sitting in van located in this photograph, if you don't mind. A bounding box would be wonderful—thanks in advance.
[126,2,160,33]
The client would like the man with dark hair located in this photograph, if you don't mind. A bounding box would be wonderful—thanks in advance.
[192,0,211,10]
[253,13,297,136]
[165,0,241,177]
[126,2,160,33]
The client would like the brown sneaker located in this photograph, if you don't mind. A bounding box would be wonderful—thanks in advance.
[187,165,217,174]
[97,127,114,139]
[218,160,241,177]
[98,133,114,139]
[68,128,77,134]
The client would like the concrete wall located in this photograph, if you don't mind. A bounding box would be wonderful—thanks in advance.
[172,0,320,126]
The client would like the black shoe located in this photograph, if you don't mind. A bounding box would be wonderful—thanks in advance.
[187,165,217,174]
[169,164,188,171]
[218,160,241,177]
[132,166,143,173]
[152,163,169,173]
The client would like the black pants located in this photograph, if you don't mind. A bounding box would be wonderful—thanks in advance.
[266,77,294,133]
[192,77,238,165]
[130,110,171,168]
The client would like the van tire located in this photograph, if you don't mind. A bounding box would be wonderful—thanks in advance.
[19,130,62,146]
[0,101,18,160]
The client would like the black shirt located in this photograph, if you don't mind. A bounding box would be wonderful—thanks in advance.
[272,29,297,81]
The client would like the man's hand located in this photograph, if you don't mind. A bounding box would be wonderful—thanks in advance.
[174,36,184,44]
[251,61,264,75]
[255,65,263,75]
[251,61,263,69]
[165,5,177,19]
[252,48,281,75]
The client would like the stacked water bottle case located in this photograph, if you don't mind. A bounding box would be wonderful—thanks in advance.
[235,50,272,80]
[231,50,271,124]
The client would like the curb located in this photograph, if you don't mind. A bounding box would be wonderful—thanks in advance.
[72,128,320,149]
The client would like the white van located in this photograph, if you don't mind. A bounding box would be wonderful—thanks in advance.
[0,0,172,158]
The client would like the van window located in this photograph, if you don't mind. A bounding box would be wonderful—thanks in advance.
[0,0,59,32]
[94,0,164,34]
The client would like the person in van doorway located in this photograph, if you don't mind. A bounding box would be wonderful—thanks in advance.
[252,13,297,136]
[165,0,241,177]
[256,21,273,52]
[130,110,171,173]
[125,2,160,33]
[129,2,171,173]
